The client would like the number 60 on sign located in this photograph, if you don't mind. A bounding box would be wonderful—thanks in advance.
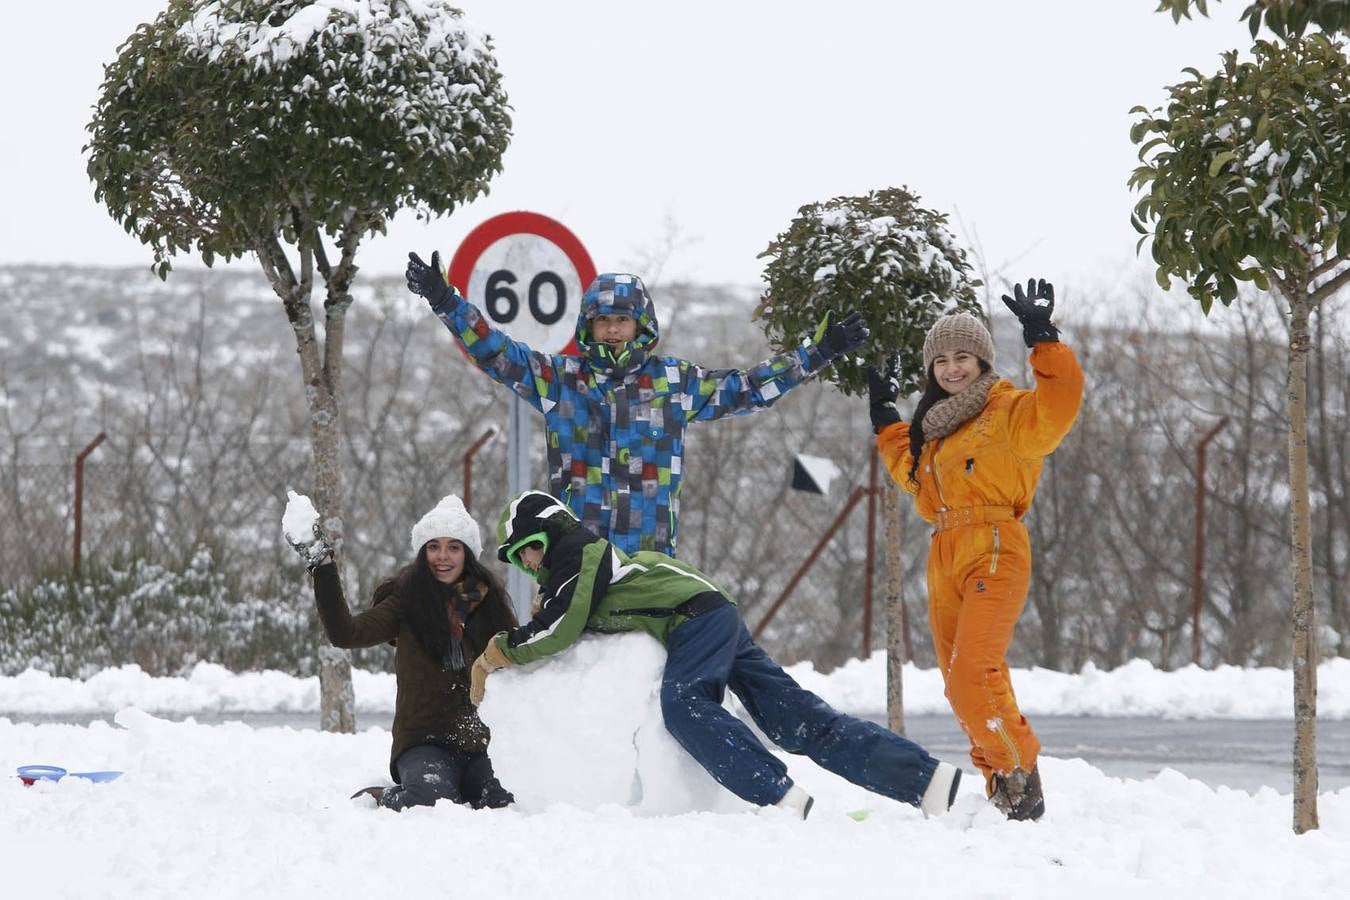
[448,212,597,356]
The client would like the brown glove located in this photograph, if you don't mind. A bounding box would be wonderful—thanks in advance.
[470,635,512,706]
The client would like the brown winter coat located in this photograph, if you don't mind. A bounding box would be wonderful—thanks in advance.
[311,563,513,777]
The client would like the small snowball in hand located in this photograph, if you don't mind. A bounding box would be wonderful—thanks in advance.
[282,490,320,545]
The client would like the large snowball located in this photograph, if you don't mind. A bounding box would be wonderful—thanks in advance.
[480,632,749,815]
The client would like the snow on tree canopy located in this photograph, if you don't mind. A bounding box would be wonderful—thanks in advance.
[84,0,511,275]
[175,0,504,163]
[755,186,982,397]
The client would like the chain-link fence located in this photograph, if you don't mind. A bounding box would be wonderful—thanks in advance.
[0,456,74,584]
[0,403,921,674]
[7,264,1348,677]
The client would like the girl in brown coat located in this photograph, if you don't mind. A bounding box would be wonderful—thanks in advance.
[296,494,518,811]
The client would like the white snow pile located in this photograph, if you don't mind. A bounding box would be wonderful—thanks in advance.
[4,637,1350,898]
[4,652,1350,721]
[483,634,743,815]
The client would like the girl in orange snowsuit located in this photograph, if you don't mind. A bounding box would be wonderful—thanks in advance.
[867,278,1083,821]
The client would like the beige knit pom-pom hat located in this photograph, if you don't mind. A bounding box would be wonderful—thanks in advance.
[922,312,995,370]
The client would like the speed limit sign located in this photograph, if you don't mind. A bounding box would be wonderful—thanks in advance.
[447,212,597,355]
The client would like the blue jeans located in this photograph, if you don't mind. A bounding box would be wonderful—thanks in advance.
[381,745,513,811]
[661,603,938,807]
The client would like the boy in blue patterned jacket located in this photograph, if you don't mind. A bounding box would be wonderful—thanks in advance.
[406,251,866,557]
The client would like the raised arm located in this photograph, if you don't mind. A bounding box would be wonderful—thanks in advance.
[684,310,868,422]
[406,251,563,413]
[310,563,401,649]
[1000,278,1084,458]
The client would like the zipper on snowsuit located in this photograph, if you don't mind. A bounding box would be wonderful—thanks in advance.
[990,526,1001,574]
[929,439,951,511]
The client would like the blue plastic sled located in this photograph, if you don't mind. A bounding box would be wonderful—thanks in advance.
[17,765,123,785]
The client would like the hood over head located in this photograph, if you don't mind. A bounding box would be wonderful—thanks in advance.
[576,273,659,372]
[496,490,579,571]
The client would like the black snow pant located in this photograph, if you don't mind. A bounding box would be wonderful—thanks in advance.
[380,745,514,812]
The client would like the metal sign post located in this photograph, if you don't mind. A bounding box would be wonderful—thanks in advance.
[506,395,534,620]
[448,212,596,622]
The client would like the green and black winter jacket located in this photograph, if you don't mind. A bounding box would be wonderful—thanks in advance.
[492,491,734,665]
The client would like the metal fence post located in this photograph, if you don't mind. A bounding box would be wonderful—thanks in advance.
[461,425,499,513]
[753,486,867,641]
[72,432,107,577]
[1192,416,1230,665]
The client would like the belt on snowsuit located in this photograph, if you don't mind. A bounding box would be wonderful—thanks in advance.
[931,505,1016,534]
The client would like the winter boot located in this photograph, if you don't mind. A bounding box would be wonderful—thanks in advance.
[473,776,515,810]
[772,784,815,820]
[350,785,386,805]
[990,764,1044,821]
[919,761,963,818]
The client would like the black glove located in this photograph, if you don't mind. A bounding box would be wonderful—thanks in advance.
[1000,278,1060,347]
[866,356,902,434]
[287,521,334,571]
[406,251,454,310]
[816,310,869,361]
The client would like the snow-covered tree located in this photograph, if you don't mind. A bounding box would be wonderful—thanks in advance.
[1129,33,1350,834]
[754,187,980,732]
[84,0,512,731]
[754,187,981,397]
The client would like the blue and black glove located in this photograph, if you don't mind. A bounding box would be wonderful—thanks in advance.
[406,251,454,310]
[814,310,869,361]
[1000,278,1059,347]
[866,356,902,435]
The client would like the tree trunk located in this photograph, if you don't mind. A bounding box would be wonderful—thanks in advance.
[318,644,356,733]
[883,481,907,736]
[258,234,356,734]
[1285,292,1319,834]
[310,390,355,733]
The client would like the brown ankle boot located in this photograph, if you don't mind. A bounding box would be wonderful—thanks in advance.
[990,764,1044,821]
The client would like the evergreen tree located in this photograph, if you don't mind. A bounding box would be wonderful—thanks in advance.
[84,0,512,731]
[755,186,981,396]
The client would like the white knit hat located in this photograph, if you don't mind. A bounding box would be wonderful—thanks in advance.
[409,494,483,559]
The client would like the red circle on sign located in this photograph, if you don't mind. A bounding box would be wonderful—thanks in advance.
[447,212,596,356]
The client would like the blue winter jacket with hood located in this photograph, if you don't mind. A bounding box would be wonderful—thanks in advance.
[433,273,833,556]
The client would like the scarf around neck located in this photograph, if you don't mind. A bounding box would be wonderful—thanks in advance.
[444,579,489,670]
[920,371,1000,442]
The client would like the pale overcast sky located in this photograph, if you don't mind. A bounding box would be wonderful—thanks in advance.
[0,1,1256,292]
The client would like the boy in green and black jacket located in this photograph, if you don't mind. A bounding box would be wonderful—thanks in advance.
[472,490,963,819]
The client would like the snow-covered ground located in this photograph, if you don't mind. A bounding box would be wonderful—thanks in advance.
[5,640,1349,899]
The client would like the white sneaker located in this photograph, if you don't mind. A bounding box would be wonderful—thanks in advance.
[920,762,963,818]
[772,784,815,820]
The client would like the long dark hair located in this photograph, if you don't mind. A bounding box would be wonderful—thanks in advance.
[905,359,994,487]
[373,546,517,667]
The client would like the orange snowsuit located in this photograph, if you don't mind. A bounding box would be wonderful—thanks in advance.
[876,342,1083,785]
